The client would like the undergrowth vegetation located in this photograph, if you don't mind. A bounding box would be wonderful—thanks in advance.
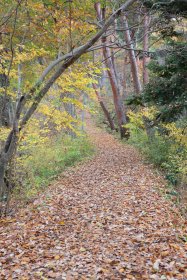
[126,108,187,210]
[12,134,94,203]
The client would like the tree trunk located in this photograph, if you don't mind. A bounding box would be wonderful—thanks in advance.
[95,3,128,138]
[123,15,142,94]
[61,92,77,138]
[143,9,150,85]
[0,0,136,206]
[0,155,6,202]
[0,74,13,128]
[92,83,115,130]
[104,47,128,138]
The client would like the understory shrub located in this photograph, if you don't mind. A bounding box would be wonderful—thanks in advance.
[126,109,187,189]
[12,134,94,201]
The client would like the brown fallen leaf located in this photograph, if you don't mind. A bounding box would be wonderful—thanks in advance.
[161,250,169,257]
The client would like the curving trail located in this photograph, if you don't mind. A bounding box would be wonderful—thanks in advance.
[0,125,187,279]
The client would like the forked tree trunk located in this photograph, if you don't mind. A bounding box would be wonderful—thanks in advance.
[92,83,115,130]
[95,3,128,138]
[123,15,142,94]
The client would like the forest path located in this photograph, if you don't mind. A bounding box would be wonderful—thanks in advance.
[0,124,187,279]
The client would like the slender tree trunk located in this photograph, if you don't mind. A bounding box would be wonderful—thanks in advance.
[95,3,128,138]
[123,15,142,94]
[0,155,6,202]
[92,83,115,130]
[61,92,77,138]
[103,44,127,138]
[143,9,150,85]
[81,92,87,131]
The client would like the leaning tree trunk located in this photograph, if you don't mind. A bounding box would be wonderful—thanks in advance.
[123,15,142,94]
[92,83,115,130]
[103,46,128,138]
[0,0,137,208]
[95,3,128,138]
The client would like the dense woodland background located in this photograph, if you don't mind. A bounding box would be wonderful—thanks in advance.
[0,0,186,216]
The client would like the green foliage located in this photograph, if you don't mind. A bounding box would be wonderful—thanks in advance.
[127,124,170,166]
[140,42,186,122]
[127,42,187,122]
[144,0,187,17]
[13,134,94,201]
[126,110,187,188]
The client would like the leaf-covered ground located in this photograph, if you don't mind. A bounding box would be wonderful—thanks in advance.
[0,125,187,279]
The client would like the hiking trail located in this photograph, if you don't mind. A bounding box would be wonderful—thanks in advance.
[0,124,186,279]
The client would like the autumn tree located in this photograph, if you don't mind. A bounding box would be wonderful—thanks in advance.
[0,0,137,212]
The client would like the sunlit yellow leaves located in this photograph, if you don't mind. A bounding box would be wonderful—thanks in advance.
[163,123,187,148]
[13,45,49,65]
[19,118,49,157]
[58,221,65,226]
[56,62,101,102]
[126,107,159,131]
[38,103,79,133]
[0,127,11,142]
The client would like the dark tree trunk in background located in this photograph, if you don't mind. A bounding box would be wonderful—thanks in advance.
[92,83,115,130]
[0,32,13,128]
[0,74,13,128]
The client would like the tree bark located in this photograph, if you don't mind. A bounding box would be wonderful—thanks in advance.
[123,15,142,94]
[92,83,115,130]
[143,9,150,85]
[103,46,127,138]
[0,74,13,128]
[95,3,128,138]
